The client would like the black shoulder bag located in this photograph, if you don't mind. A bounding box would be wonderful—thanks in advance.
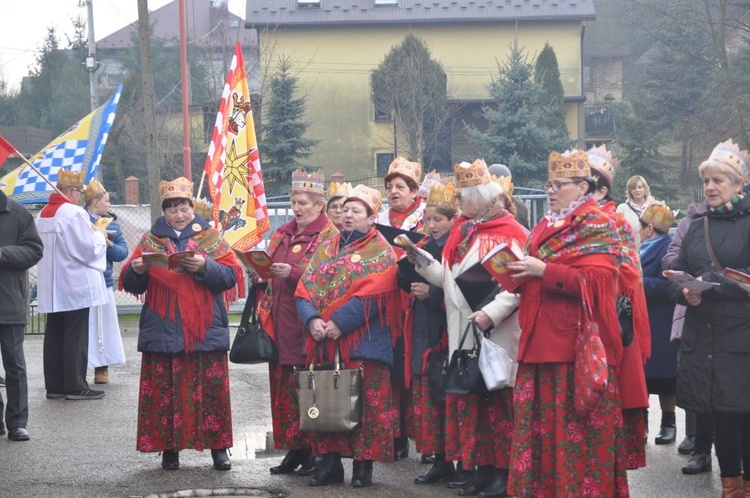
[229,287,278,364]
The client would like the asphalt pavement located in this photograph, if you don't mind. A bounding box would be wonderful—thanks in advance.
[0,318,722,497]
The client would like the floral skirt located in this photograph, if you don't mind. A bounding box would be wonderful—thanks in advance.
[269,361,310,451]
[445,389,514,468]
[407,375,446,455]
[622,408,647,469]
[313,359,398,462]
[136,351,232,452]
[508,362,629,498]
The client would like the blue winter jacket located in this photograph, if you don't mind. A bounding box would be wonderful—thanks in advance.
[295,230,394,368]
[88,212,128,287]
[121,214,237,354]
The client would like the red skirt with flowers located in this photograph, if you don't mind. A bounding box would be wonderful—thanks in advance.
[393,377,411,438]
[622,408,647,469]
[136,351,232,452]
[313,359,398,462]
[407,375,446,455]
[269,361,310,451]
[445,388,514,468]
[508,362,629,498]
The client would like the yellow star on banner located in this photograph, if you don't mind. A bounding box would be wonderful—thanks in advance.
[223,140,251,193]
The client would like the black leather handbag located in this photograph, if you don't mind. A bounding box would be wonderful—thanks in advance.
[444,320,487,395]
[616,295,634,347]
[229,289,277,364]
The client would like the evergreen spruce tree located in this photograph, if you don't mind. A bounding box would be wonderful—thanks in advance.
[260,57,320,187]
[465,42,571,186]
[534,43,568,136]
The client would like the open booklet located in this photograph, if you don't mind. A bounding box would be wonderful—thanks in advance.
[662,270,720,292]
[142,250,195,271]
[479,239,527,293]
[394,234,436,268]
[233,248,274,280]
[723,268,750,292]
[93,216,113,229]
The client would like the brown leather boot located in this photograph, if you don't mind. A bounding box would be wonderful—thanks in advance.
[722,476,743,498]
[94,366,109,384]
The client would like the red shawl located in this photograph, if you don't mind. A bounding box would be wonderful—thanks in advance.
[601,200,651,361]
[119,226,245,353]
[39,193,72,218]
[389,196,423,230]
[294,226,401,366]
[521,199,623,366]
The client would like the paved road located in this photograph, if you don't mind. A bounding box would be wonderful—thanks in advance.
[0,320,721,497]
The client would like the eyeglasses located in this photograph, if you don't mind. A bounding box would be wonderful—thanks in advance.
[328,205,344,212]
[543,180,578,192]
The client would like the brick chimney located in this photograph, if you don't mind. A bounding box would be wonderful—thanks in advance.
[124,176,139,204]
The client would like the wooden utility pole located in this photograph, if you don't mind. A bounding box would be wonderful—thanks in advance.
[137,0,161,223]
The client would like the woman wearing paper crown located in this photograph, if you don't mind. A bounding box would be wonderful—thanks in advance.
[505,150,629,497]
[587,144,650,470]
[414,159,527,498]
[295,185,400,488]
[638,203,679,448]
[256,169,337,477]
[119,177,245,472]
[398,180,457,485]
[665,140,750,497]
[83,179,128,385]
[326,181,353,231]
[376,156,424,460]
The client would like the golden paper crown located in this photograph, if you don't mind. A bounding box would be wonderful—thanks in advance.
[326,181,354,199]
[490,174,514,197]
[548,150,591,180]
[640,202,675,234]
[56,169,85,189]
[426,180,458,211]
[291,169,325,196]
[454,159,490,188]
[418,170,442,198]
[83,178,107,203]
[384,157,422,189]
[347,184,382,215]
[706,139,749,180]
[158,177,193,201]
[586,145,620,185]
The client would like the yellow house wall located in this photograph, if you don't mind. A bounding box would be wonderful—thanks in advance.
[259,21,584,179]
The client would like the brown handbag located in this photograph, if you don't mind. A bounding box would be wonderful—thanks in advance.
[296,344,363,433]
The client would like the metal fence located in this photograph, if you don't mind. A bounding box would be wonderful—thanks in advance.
[24,191,547,333]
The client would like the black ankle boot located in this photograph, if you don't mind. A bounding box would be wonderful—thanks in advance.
[270,448,310,474]
[478,468,508,497]
[415,454,456,484]
[298,453,322,476]
[447,461,472,489]
[161,449,179,470]
[421,453,436,464]
[655,411,677,445]
[308,452,344,487]
[458,465,496,496]
[394,436,410,461]
[211,449,231,470]
[351,459,374,488]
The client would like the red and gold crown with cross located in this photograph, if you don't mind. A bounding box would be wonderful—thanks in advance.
[548,150,591,180]
[385,157,422,188]
[454,159,490,188]
[159,177,193,201]
[56,168,85,189]
[586,145,620,185]
[347,184,382,215]
[291,169,325,196]
[707,139,749,180]
[326,181,354,199]
[426,180,458,211]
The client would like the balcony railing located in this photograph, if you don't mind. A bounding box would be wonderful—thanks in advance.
[585,104,615,138]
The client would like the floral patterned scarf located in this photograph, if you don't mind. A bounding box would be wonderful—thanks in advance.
[294,226,400,365]
[389,196,424,231]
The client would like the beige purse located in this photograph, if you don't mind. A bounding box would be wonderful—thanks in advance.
[296,344,363,433]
